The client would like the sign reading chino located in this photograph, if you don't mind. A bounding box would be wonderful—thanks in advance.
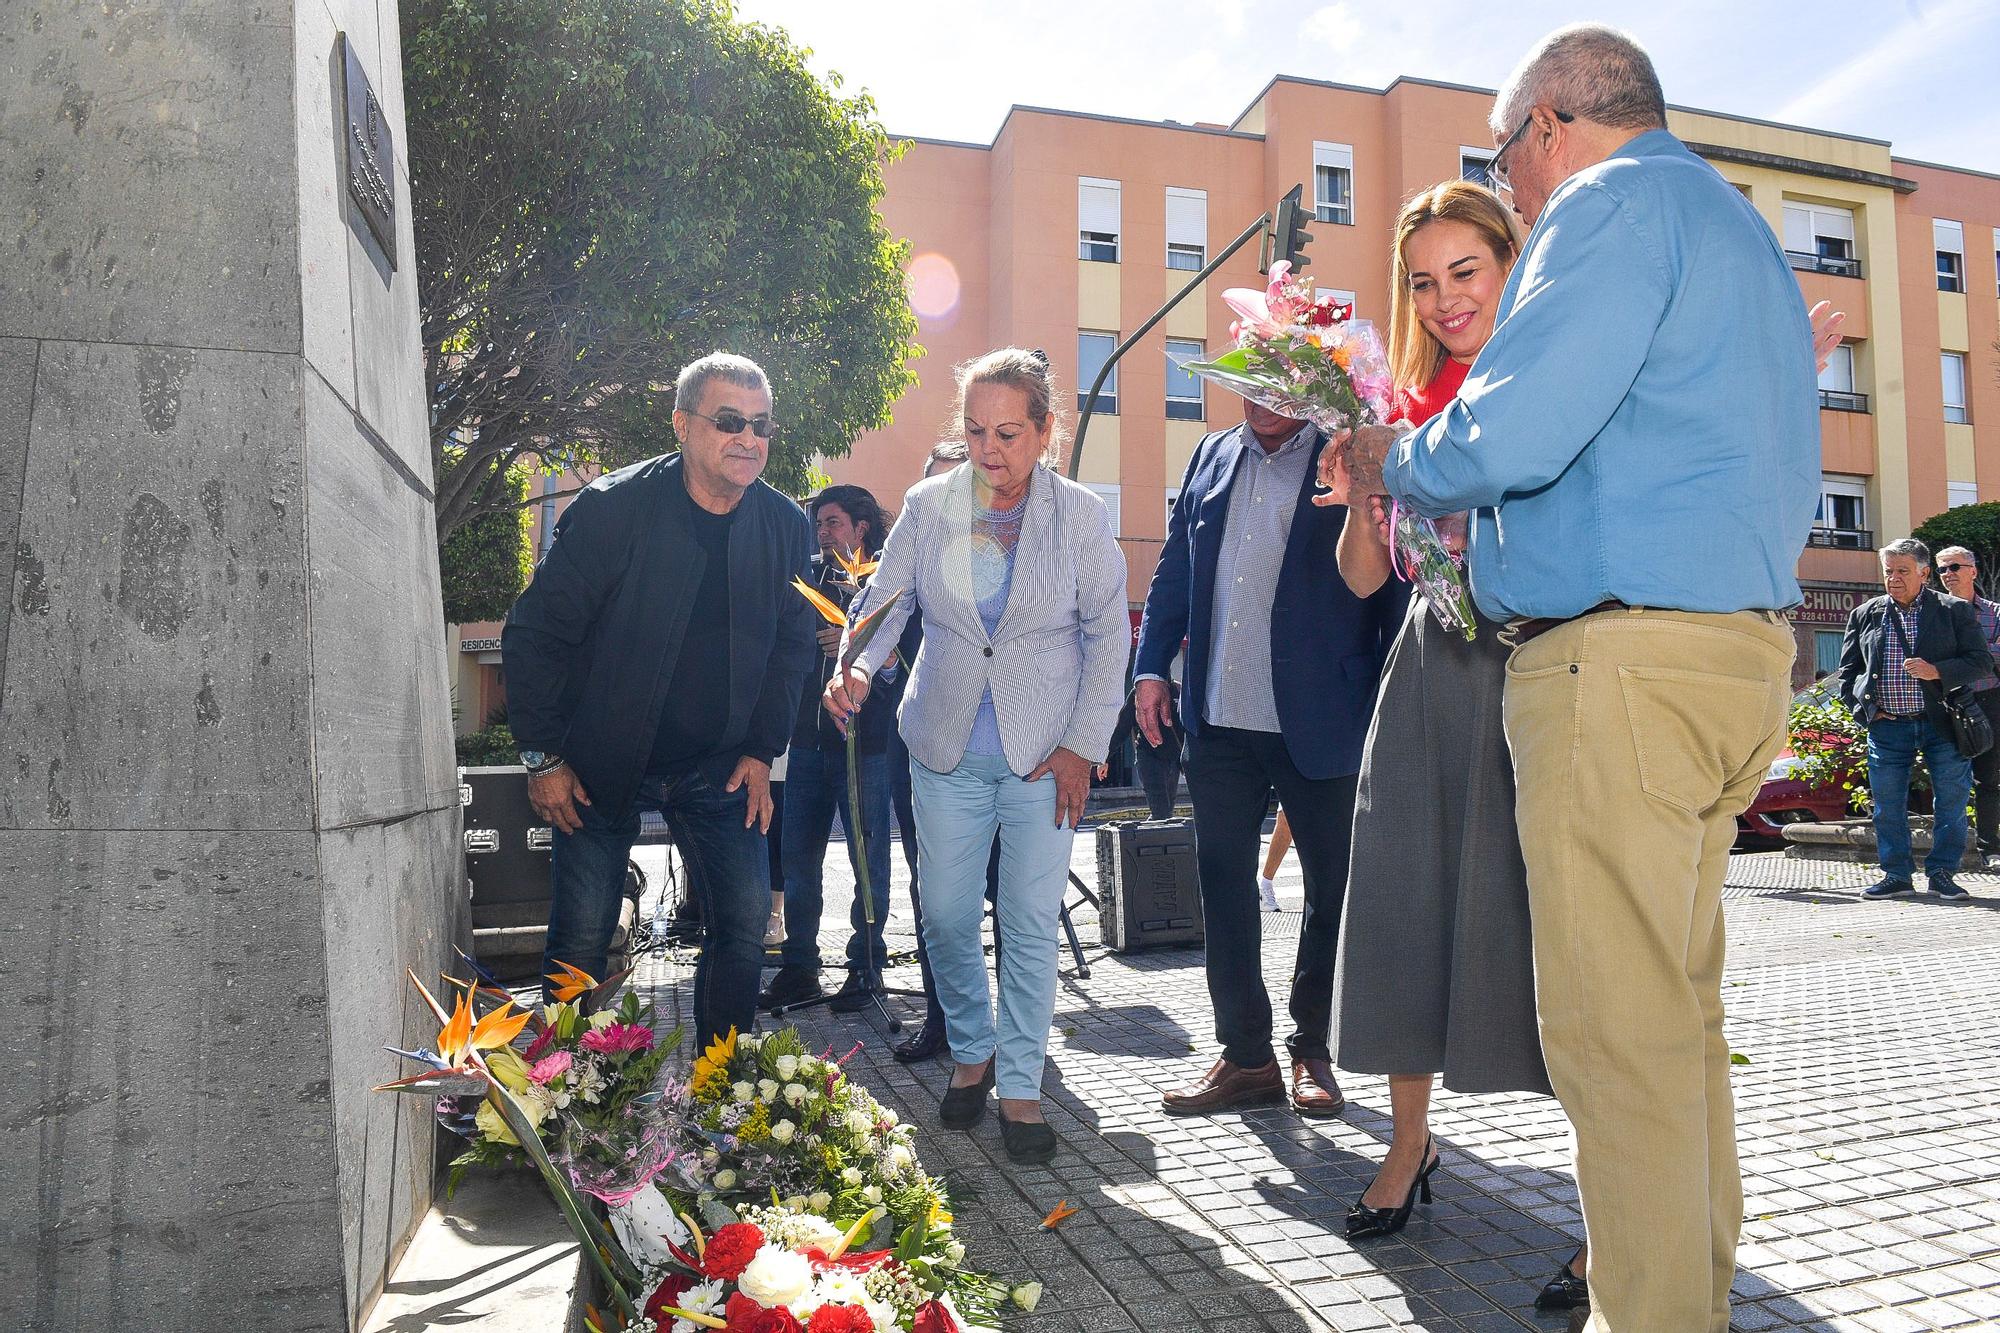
[338,34,397,266]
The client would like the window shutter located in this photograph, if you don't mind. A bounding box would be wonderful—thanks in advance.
[1815,205,1855,243]
[1079,178,1121,237]
[1165,188,1206,249]
[1313,141,1354,172]
[1782,206,1811,253]
[1935,218,1965,255]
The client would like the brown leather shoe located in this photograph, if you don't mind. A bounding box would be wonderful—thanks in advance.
[1160,1057,1284,1115]
[1289,1057,1346,1118]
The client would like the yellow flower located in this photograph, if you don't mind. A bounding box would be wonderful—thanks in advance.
[475,1096,520,1147]
[691,1028,738,1095]
[737,1101,771,1142]
[487,1047,533,1093]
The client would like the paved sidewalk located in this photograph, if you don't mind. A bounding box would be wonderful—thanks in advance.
[631,842,2000,1332]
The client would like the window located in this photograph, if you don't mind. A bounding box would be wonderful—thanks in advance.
[1943,352,1969,424]
[1166,187,1207,271]
[1813,476,1868,548]
[1084,483,1122,536]
[1164,486,1182,529]
[1936,219,1965,293]
[1165,338,1205,420]
[1078,331,1118,415]
[1813,630,1843,677]
[1950,481,1980,509]
[1818,343,1867,411]
[1781,202,1860,276]
[1313,142,1354,225]
[1459,147,1496,190]
[1078,177,1121,262]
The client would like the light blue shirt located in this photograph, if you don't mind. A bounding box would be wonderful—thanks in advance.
[1382,129,1819,621]
[1203,423,1313,732]
[965,497,1023,756]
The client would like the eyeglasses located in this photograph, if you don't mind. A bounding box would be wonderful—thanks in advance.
[1489,108,1575,194]
[1940,563,1976,573]
[686,408,779,439]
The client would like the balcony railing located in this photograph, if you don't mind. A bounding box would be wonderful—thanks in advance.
[1808,526,1874,550]
[1819,389,1870,412]
[1786,250,1863,279]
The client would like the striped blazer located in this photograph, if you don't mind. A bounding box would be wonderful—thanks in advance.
[846,462,1129,776]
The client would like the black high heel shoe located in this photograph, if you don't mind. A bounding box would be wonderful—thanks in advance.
[1345,1136,1441,1239]
[1535,1246,1589,1311]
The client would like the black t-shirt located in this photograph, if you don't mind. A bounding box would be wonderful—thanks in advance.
[646,495,736,775]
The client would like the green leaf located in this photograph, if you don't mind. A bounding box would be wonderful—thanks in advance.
[1729,1052,1752,1066]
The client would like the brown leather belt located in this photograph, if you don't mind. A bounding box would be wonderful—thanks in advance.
[1504,600,1631,647]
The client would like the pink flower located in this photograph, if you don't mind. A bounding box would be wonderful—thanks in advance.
[579,1022,655,1056]
[528,1050,572,1084]
[522,1023,557,1061]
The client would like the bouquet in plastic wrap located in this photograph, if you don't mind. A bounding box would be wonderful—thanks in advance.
[1182,262,1477,639]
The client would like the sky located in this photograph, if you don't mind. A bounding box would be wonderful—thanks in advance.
[733,0,1999,174]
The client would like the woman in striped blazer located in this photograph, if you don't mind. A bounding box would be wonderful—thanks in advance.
[826,347,1128,1164]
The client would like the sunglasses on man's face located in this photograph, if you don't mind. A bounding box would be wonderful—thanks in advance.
[687,408,779,439]
[1940,563,1976,574]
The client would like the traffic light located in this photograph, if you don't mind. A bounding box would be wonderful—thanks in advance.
[1267,183,1312,274]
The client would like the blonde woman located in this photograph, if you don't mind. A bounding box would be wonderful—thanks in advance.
[826,348,1127,1165]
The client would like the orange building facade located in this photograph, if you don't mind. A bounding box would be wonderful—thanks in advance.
[826,75,2000,689]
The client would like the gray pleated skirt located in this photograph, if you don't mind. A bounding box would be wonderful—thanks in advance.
[1331,593,1552,1095]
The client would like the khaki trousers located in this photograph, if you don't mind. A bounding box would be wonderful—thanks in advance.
[1502,608,1794,1333]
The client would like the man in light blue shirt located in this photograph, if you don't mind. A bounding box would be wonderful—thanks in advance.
[1345,26,1817,1333]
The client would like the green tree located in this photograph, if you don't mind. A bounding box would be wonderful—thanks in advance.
[403,0,919,538]
[440,464,534,622]
[1912,501,2000,599]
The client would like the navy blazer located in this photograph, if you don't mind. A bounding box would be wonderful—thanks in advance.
[502,453,817,820]
[1134,423,1408,780]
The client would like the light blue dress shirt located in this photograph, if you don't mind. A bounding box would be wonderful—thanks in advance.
[1381,129,1820,621]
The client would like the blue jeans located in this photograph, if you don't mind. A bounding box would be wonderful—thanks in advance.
[778,748,893,974]
[909,752,1076,1100]
[1867,717,1974,879]
[545,769,767,1049]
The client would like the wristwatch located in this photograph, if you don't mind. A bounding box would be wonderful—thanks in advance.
[519,750,564,776]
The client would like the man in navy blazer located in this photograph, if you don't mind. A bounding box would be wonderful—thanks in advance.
[1135,402,1406,1117]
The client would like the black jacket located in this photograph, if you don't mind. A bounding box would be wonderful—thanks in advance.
[502,454,816,819]
[787,559,907,755]
[1837,586,1992,729]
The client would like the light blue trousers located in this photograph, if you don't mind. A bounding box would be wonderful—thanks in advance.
[908,751,1077,1100]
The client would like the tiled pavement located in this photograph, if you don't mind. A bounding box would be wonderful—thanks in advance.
[630,839,2000,1332]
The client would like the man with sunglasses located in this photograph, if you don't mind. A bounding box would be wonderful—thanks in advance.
[503,351,816,1051]
[1935,546,2000,860]
[1341,24,1824,1333]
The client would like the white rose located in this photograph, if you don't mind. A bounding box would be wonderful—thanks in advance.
[770,1119,796,1144]
[783,1082,809,1105]
[880,1108,899,1127]
[945,1239,965,1264]
[841,1167,863,1186]
[713,1169,737,1190]
[808,1191,832,1212]
[736,1245,813,1309]
[1011,1281,1043,1312]
[775,1054,800,1080]
[757,1078,779,1102]
[861,1184,882,1205]
[845,1111,874,1136]
[887,1145,914,1173]
[732,1081,755,1104]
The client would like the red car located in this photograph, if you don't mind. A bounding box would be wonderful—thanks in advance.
[1735,676,1859,847]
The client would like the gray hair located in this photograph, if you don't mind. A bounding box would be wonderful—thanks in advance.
[924,439,968,476]
[1490,24,1668,137]
[1937,545,1978,566]
[1880,537,1932,565]
[674,351,769,416]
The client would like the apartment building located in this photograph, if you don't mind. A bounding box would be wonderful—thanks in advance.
[827,75,2000,688]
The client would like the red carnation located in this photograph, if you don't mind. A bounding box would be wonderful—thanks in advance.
[807,1305,875,1333]
[724,1291,804,1333]
[645,1274,694,1325]
[910,1299,960,1333]
[703,1221,765,1281]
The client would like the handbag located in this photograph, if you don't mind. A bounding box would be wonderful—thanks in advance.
[1886,603,1993,759]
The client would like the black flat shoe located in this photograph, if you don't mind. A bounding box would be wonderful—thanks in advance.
[758,968,823,1012]
[893,1015,947,1063]
[828,970,881,1014]
[998,1111,1059,1165]
[1535,1247,1589,1311]
[938,1062,995,1130]
[1345,1136,1441,1239]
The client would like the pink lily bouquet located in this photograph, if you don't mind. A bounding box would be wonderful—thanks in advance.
[1183,262,1477,640]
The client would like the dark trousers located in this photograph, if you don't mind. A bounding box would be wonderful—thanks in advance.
[889,733,943,1026]
[1183,725,1357,1067]
[545,769,767,1050]
[1975,690,2000,853]
[778,748,893,975]
[1136,741,1183,821]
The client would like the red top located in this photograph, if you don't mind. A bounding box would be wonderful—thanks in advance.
[1395,354,1470,428]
